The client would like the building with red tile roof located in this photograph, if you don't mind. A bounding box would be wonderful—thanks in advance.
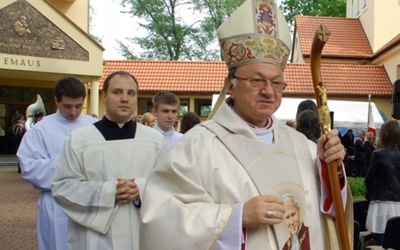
[288,0,400,121]
[100,60,226,94]
[101,60,392,98]
[285,64,392,98]
[1,0,399,138]
[293,16,373,63]
[97,2,400,122]
[100,59,393,120]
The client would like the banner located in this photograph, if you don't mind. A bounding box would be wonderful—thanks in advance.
[368,94,376,135]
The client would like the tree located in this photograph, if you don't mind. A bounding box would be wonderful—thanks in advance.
[89,5,103,44]
[118,0,244,60]
[280,0,346,29]
[119,0,211,60]
[192,0,244,31]
[191,0,245,59]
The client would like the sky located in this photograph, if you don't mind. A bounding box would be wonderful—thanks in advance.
[89,0,202,60]
[90,0,139,60]
[90,0,283,60]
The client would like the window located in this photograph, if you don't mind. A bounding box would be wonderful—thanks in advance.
[363,0,368,8]
[195,99,212,117]
[137,98,153,114]
[179,99,189,116]
[356,0,360,16]
[352,0,361,17]
[397,64,400,79]
[0,87,12,101]
[0,86,53,104]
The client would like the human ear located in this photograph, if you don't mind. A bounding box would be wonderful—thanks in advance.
[224,77,235,95]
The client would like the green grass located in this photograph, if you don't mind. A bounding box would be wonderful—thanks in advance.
[347,177,367,200]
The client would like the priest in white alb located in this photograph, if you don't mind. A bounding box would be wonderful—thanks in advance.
[52,71,165,250]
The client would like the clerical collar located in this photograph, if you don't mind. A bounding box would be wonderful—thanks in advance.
[246,118,273,130]
[229,105,274,144]
[94,116,136,140]
[105,115,131,128]
[250,122,274,144]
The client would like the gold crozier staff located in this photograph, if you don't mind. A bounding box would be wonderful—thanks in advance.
[310,24,350,250]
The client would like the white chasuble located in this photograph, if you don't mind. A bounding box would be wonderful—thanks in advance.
[140,100,352,250]
[204,119,329,249]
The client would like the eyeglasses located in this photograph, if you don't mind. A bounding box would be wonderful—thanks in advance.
[233,76,287,91]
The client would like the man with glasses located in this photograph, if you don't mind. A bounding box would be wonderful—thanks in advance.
[140,0,351,249]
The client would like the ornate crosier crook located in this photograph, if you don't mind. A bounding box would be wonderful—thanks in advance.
[310,24,350,250]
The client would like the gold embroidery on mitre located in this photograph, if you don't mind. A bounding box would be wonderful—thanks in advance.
[225,42,247,63]
[256,0,277,36]
[218,0,291,70]
[221,35,289,70]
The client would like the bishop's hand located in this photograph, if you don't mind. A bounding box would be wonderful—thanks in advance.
[317,129,345,167]
[242,195,285,228]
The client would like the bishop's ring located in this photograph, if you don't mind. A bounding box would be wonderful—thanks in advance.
[266,210,276,218]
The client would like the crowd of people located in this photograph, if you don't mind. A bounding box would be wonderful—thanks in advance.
[9,0,400,249]
[288,99,400,247]
[289,99,381,180]
[341,128,378,177]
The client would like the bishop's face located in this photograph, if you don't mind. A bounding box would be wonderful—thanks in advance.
[225,63,285,128]
[102,74,138,124]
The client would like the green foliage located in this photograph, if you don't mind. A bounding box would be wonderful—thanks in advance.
[191,0,245,30]
[117,41,138,60]
[90,34,103,45]
[117,0,244,60]
[200,105,211,117]
[178,105,188,116]
[347,177,367,200]
[192,0,245,59]
[280,0,346,29]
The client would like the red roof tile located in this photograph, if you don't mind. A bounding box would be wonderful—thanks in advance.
[295,16,373,58]
[101,60,227,93]
[100,60,392,97]
[285,64,392,97]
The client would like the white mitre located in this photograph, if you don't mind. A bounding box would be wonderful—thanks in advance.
[217,0,292,71]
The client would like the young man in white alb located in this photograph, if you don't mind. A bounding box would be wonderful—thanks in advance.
[152,91,182,148]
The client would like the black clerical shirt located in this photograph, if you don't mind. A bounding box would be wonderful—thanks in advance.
[94,116,136,140]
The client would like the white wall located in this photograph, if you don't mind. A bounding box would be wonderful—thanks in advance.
[212,95,385,129]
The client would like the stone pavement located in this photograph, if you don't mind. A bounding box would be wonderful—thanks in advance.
[0,164,39,250]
